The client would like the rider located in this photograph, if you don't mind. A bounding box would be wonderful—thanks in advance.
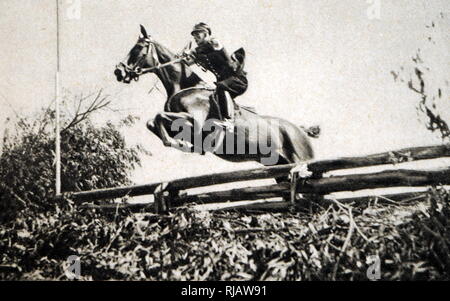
[180,22,248,132]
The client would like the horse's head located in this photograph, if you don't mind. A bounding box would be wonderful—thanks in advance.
[114,25,163,84]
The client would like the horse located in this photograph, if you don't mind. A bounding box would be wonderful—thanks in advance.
[114,25,317,189]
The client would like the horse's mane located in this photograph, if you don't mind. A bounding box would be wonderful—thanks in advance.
[152,41,204,89]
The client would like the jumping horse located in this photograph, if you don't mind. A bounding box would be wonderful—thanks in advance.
[114,25,318,207]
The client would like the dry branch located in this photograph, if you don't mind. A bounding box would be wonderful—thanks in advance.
[61,90,111,133]
[199,192,430,212]
[79,202,153,210]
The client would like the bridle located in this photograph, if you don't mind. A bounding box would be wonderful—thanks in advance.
[116,37,152,82]
[116,37,183,82]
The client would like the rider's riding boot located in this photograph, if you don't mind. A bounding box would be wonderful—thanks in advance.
[217,90,235,133]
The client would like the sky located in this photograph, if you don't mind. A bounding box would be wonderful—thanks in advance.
[0,0,449,188]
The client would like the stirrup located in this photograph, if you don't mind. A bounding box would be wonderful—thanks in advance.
[214,118,235,133]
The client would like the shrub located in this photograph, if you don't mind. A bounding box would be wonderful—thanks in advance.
[0,92,144,221]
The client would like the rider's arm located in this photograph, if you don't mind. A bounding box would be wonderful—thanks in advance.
[209,38,238,71]
[222,47,238,71]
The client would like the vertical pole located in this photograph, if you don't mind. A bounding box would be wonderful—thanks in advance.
[55,73,61,195]
[55,0,61,196]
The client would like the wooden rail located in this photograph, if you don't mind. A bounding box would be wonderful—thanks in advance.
[79,191,429,212]
[172,167,450,205]
[54,144,450,203]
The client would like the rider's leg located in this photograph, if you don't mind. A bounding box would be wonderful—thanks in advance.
[217,89,232,120]
[216,85,235,120]
[224,91,235,122]
[215,85,235,132]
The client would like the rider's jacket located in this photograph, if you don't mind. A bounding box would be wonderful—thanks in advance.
[193,38,241,81]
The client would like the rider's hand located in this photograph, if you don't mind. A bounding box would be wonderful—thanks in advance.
[180,55,190,64]
[181,52,196,65]
[184,49,196,58]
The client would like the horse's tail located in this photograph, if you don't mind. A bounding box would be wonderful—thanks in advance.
[300,125,321,138]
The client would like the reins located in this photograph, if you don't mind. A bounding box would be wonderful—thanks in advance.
[116,38,184,79]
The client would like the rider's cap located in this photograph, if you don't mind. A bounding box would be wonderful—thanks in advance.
[191,23,211,35]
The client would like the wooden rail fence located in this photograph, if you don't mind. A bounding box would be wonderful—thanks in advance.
[54,144,450,213]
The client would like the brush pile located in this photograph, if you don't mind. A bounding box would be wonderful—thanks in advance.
[1,187,448,280]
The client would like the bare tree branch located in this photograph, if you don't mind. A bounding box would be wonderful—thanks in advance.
[61,89,111,133]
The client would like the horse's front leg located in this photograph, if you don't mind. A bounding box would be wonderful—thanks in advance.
[153,112,196,152]
[146,119,160,139]
[147,118,178,143]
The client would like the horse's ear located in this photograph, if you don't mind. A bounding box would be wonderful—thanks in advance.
[140,24,149,38]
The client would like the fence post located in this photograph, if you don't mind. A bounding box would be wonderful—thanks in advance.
[154,183,170,214]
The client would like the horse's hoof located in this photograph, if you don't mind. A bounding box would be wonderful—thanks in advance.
[174,140,194,152]
[146,120,155,131]
[163,141,173,147]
